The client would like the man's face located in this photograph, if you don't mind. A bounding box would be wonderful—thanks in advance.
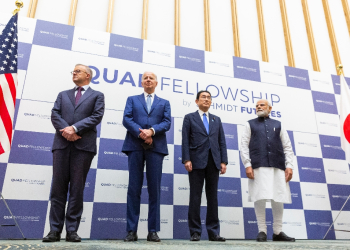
[142,72,158,93]
[195,92,212,111]
[72,65,89,84]
[256,100,272,117]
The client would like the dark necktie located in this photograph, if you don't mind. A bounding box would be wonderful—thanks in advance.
[75,87,84,105]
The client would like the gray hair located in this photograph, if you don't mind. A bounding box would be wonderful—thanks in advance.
[142,71,158,81]
[256,99,272,108]
[75,64,93,82]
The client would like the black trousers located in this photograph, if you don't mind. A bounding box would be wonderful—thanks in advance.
[188,150,220,237]
[49,144,94,233]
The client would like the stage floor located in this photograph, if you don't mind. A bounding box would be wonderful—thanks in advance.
[0,240,349,249]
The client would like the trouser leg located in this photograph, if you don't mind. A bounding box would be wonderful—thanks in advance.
[204,151,220,237]
[271,200,284,235]
[254,200,267,234]
[188,168,205,236]
[49,146,71,233]
[145,151,164,232]
[126,151,145,232]
[65,146,94,232]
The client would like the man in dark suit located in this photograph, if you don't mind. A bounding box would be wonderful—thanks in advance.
[43,64,104,243]
[182,90,227,242]
[122,71,171,242]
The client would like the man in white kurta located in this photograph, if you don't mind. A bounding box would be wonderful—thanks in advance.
[240,99,295,242]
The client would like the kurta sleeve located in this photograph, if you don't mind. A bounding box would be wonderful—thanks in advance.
[280,125,294,170]
[240,122,252,168]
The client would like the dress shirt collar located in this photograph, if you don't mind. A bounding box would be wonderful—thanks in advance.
[198,109,209,118]
[75,84,90,91]
[144,92,155,98]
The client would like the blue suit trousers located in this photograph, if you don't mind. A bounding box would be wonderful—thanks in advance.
[126,150,164,232]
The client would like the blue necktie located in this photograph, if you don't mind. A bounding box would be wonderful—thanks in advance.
[147,94,152,113]
[203,113,209,134]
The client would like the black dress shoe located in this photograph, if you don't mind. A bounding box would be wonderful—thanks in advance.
[273,232,295,242]
[256,231,267,242]
[124,231,138,242]
[209,235,226,242]
[66,231,81,242]
[42,231,61,242]
[190,232,201,241]
[147,232,161,242]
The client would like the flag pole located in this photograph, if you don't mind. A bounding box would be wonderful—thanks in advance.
[323,64,350,239]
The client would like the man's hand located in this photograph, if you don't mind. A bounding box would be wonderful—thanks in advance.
[246,166,254,179]
[66,133,82,141]
[184,161,192,172]
[144,137,153,145]
[285,168,293,182]
[139,128,153,140]
[60,126,75,137]
[60,126,81,141]
[220,163,227,175]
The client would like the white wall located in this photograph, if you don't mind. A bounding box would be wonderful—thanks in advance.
[308,0,336,74]
[285,0,313,71]
[148,0,174,45]
[180,0,205,50]
[112,0,143,38]
[209,0,234,55]
[236,0,262,61]
[262,0,288,65]
[35,0,71,25]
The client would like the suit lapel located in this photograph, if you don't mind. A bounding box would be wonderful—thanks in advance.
[138,93,148,113]
[193,111,208,134]
[75,87,93,110]
[208,113,215,135]
[149,94,160,114]
[68,88,75,107]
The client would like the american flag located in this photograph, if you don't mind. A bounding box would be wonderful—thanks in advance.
[0,14,18,155]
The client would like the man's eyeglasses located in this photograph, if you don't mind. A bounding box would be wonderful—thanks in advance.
[71,70,87,75]
[200,95,212,100]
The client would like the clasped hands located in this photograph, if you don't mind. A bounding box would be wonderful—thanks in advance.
[60,126,81,141]
[139,128,154,145]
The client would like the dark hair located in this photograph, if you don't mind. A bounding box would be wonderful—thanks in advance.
[196,90,211,100]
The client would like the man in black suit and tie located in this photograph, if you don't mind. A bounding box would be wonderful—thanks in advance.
[43,64,104,242]
[182,90,228,242]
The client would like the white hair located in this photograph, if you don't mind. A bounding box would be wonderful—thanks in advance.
[75,64,93,82]
[256,99,272,108]
[142,71,158,81]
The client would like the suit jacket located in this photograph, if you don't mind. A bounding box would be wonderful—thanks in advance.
[182,111,228,170]
[51,87,105,154]
[122,93,171,155]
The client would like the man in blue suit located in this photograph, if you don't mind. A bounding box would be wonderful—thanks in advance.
[182,90,227,242]
[43,64,104,243]
[122,71,171,242]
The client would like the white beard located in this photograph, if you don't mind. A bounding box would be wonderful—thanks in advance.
[257,110,269,117]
